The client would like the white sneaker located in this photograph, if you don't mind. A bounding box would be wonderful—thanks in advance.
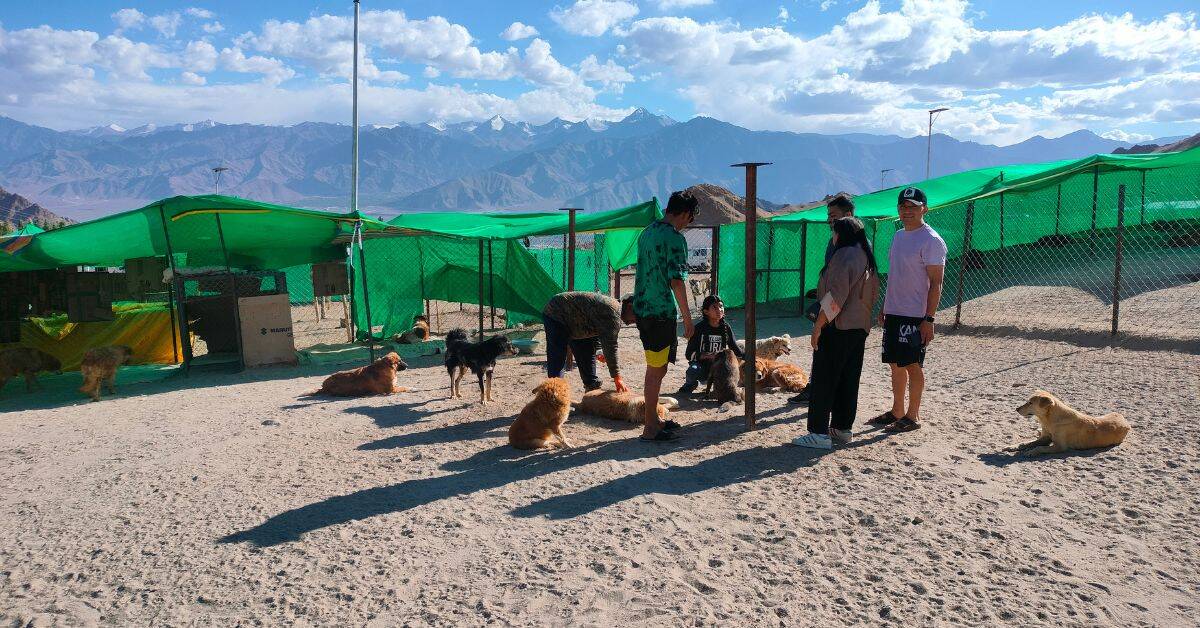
[829,428,853,445]
[791,433,833,450]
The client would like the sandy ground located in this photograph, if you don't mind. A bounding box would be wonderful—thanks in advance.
[1,286,1198,626]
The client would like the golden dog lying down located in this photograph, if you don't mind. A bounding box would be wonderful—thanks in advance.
[571,390,679,424]
[509,378,573,450]
[1012,390,1130,456]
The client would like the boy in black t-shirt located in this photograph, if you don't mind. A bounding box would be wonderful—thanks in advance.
[677,295,744,395]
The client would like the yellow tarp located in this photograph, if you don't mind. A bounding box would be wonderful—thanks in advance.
[3,309,182,371]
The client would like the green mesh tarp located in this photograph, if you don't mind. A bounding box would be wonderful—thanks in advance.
[377,199,661,240]
[717,149,1200,308]
[0,195,352,273]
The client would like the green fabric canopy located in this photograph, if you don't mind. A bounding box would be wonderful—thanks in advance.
[776,150,1194,224]
[373,199,661,239]
[0,195,354,273]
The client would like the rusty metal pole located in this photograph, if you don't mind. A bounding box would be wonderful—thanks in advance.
[477,240,485,339]
[732,162,771,430]
[954,201,975,328]
[798,221,808,316]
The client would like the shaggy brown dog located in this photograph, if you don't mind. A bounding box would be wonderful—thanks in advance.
[704,348,742,403]
[312,352,408,397]
[394,315,431,344]
[509,378,573,450]
[1011,390,1131,456]
[571,390,679,424]
[756,359,808,392]
[0,348,62,396]
[79,345,133,402]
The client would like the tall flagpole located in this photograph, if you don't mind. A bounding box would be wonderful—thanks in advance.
[351,0,360,213]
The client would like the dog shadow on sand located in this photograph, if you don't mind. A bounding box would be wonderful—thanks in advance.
[977,444,1122,468]
[220,407,830,547]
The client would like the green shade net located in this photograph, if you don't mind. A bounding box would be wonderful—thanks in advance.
[717,149,1200,309]
[0,195,352,273]
[377,199,661,240]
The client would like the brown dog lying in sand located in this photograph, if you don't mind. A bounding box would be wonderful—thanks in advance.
[571,389,679,424]
[312,352,408,397]
[0,347,63,396]
[705,348,742,403]
[1011,390,1130,456]
[79,345,133,402]
[394,315,430,344]
[509,378,573,450]
[756,359,808,392]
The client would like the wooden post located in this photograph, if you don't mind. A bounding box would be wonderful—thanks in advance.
[732,162,771,430]
[954,202,975,328]
[798,221,808,316]
[561,208,581,291]
[214,213,246,370]
[477,239,485,339]
[1112,185,1126,336]
[710,225,720,295]
[614,268,622,299]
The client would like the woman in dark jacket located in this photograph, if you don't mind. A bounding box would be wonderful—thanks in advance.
[792,216,880,450]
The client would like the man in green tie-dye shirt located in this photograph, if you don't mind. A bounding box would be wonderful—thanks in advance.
[631,191,697,441]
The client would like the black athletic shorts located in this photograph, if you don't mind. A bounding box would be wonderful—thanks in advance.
[881,314,927,367]
[636,317,678,367]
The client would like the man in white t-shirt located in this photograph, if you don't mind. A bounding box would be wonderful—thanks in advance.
[869,186,947,433]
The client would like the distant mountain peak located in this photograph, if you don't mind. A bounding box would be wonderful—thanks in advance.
[488,115,507,131]
[584,119,609,131]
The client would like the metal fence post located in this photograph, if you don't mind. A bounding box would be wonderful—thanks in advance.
[157,204,181,364]
[1091,164,1099,235]
[1054,184,1062,235]
[1112,185,1126,336]
[798,221,808,316]
[215,213,245,370]
[954,201,975,328]
[732,161,771,430]
[477,239,485,339]
[710,225,720,295]
[487,240,496,330]
[764,223,774,304]
[998,172,1005,273]
[1140,170,1146,225]
[355,222,375,362]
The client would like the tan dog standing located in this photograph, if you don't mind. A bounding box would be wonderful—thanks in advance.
[509,378,573,450]
[1012,390,1130,456]
[80,345,133,402]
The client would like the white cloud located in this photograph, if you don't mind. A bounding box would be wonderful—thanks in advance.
[1101,129,1152,143]
[95,36,175,81]
[180,71,206,86]
[655,0,714,9]
[501,22,540,41]
[148,13,183,38]
[778,7,790,22]
[186,8,216,20]
[112,8,146,31]
[579,55,634,92]
[183,40,218,73]
[201,22,225,34]
[550,0,639,37]
[218,48,295,86]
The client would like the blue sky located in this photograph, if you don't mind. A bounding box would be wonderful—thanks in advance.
[1,1,1198,144]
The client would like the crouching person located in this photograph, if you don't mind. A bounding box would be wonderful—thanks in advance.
[678,294,742,395]
[542,291,629,393]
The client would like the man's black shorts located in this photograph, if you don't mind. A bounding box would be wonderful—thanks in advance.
[636,317,678,367]
[881,314,927,367]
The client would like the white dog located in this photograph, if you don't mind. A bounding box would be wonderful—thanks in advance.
[735,335,792,360]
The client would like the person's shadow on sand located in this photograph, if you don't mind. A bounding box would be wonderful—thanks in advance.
[219,411,818,547]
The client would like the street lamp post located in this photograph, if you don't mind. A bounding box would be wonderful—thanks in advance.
[880,168,894,190]
[212,166,229,194]
[926,107,949,181]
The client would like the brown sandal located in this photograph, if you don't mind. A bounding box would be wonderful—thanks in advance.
[869,411,901,426]
[884,417,921,432]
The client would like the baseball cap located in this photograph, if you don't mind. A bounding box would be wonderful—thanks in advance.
[898,187,927,206]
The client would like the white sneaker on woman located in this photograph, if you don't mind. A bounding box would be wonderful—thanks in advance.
[791,433,833,450]
[829,428,853,445]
